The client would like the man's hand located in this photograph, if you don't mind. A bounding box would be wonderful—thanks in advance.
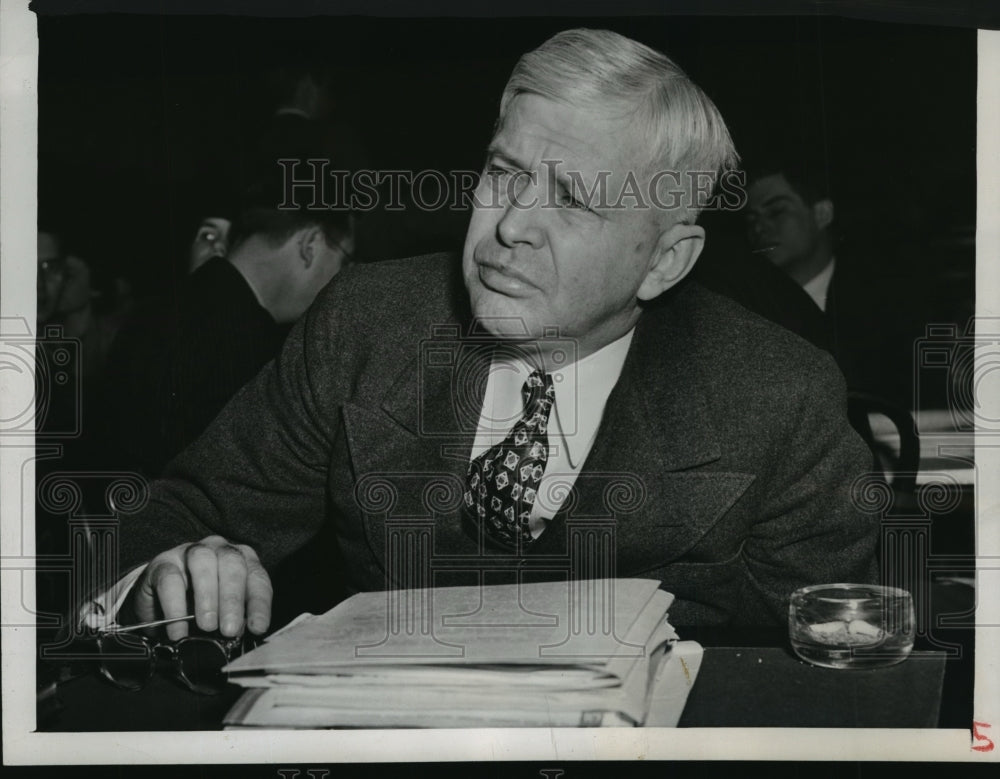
[132,535,273,641]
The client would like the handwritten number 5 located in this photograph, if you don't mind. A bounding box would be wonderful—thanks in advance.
[972,721,994,752]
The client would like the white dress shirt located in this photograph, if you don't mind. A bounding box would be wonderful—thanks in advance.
[471,328,635,537]
[802,258,836,312]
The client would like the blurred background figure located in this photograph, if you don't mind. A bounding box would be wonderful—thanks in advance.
[695,154,925,411]
[53,253,122,387]
[744,161,836,310]
[742,157,925,410]
[34,228,70,619]
[37,226,123,399]
[96,58,364,477]
[181,184,238,274]
[35,229,126,615]
[99,183,355,479]
[189,215,232,273]
[37,230,66,326]
[258,65,331,157]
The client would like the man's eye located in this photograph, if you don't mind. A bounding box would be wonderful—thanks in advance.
[558,190,590,211]
[484,165,511,180]
[39,260,64,275]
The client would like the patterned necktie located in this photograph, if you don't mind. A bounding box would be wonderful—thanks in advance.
[464,369,555,549]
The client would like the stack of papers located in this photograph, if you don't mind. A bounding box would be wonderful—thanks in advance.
[223,578,701,728]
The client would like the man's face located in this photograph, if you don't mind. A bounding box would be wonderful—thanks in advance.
[744,174,825,271]
[462,94,670,360]
[37,231,66,323]
[189,217,231,272]
[56,255,93,314]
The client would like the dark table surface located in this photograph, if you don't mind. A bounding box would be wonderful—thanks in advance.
[39,642,949,731]
[678,647,945,728]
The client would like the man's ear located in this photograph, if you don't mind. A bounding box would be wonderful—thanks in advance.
[636,222,705,302]
[297,225,324,269]
[812,198,834,230]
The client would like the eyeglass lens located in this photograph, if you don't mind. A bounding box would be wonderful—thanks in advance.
[98,633,237,694]
[98,632,154,691]
[175,639,231,694]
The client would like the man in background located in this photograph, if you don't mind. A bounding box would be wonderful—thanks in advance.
[100,194,354,478]
[744,163,836,310]
[188,216,232,273]
[37,230,66,326]
[744,160,922,409]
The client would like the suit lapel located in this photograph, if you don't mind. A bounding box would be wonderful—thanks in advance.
[532,288,754,566]
[342,335,498,572]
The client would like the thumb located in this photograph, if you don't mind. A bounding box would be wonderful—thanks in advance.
[132,570,158,625]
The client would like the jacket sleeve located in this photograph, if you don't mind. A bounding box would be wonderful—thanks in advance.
[114,274,353,577]
[739,354,882,623]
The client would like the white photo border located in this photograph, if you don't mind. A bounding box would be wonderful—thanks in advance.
[2,0,997,765]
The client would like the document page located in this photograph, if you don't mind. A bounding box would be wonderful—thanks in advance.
[226,579,671,675]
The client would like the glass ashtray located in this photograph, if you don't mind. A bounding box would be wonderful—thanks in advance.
[788,583,915,669]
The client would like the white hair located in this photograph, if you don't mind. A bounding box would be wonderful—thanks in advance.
[498,28,739,222]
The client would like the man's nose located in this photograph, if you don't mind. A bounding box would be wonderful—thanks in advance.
[496,176,545,249]
[747,216,768,242]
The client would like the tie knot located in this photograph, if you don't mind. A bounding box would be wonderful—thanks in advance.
[521,370,554,413]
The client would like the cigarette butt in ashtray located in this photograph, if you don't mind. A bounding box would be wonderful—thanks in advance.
[847,619,883,639]
[808,619,885,645]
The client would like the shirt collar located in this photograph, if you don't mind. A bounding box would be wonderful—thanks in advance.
[489,329,635,468]
[551,328,634,467]
[802,257,836,311]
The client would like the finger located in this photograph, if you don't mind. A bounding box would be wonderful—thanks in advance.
[216,545,248,638]
[185,542,220,633]
[133,565,161,626]
[151,561,192,642]
[239,545,273,635]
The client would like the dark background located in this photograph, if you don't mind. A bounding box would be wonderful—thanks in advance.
[37,12,975,328]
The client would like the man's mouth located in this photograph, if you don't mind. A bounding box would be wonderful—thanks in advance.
[751,244,778,254]
[477,262,535,296]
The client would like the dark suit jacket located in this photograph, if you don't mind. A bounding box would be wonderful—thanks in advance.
[118,253,878,627]
[695,249,922,410]
[825,260,924,410]
[692,248,832,354]
[99,257,286,478]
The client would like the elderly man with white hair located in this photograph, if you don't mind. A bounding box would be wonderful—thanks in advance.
[88,29,878,639]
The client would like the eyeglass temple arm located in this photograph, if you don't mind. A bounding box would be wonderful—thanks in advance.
[102,615,195,634]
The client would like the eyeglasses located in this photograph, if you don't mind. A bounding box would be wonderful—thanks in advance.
[96,615,258,695]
